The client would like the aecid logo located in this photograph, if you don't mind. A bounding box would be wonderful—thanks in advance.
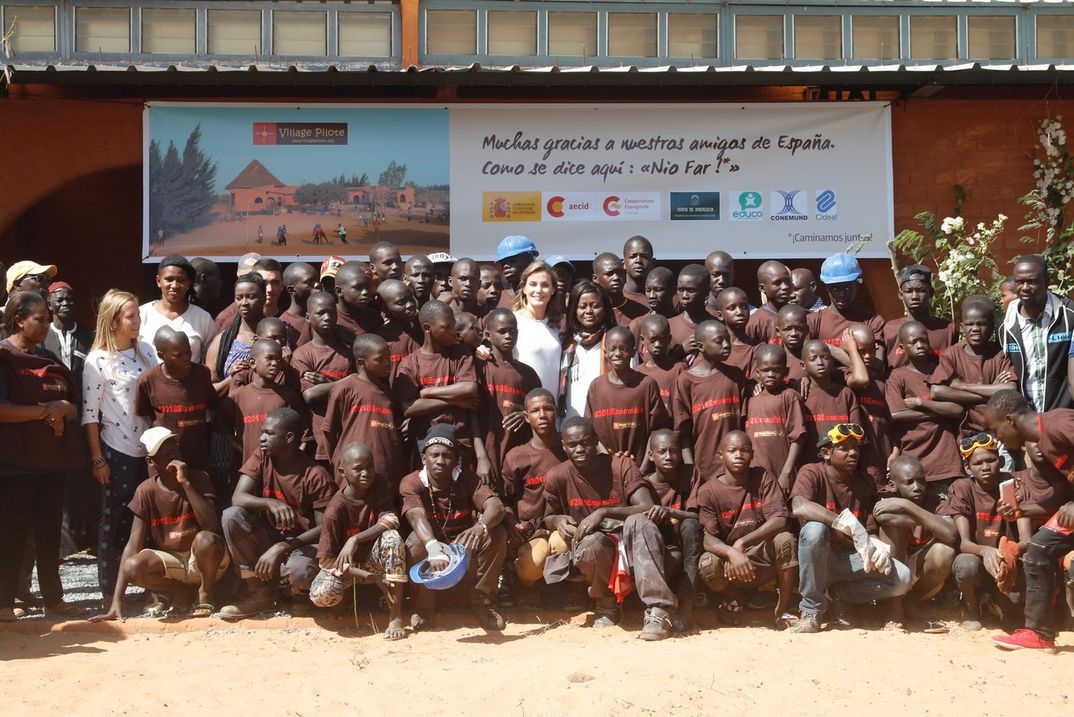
[603,196,621,217]
[815,189,837,221]
[730,191,763,221]
[546,196,566,218]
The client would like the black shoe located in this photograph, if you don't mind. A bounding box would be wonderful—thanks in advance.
[471,592,506,631]
[495,570,519,608]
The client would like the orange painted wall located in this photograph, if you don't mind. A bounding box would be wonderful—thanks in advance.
[2,94,1072,320]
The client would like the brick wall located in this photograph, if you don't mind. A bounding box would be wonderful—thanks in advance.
[2,93,1072,322]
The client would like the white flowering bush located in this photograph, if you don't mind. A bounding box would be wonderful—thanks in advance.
[893,211,1006,320]
[1020,116,1074,298]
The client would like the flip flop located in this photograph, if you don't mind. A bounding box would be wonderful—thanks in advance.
[923,621,949,634]
[191,604,215,619]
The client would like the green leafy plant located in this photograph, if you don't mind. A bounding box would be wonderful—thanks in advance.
[892,211,1006,320]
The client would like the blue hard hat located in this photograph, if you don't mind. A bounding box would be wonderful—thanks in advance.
[545,254,574,271]
[409,542,470,590]
[819,253,863,285]
[496,235,539,263]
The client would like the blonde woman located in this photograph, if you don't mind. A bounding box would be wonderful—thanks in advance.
[511,261,563,398]
[83,289,154,607]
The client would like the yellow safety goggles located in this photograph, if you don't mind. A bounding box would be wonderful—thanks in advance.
[819,422,866,448]
[959,431,998,459]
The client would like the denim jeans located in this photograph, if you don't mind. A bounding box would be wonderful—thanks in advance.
[1022,525,1074,640]
[98,445,148,600]
[798,521,912,615]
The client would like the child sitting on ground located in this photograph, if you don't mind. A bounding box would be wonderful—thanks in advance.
[643,429,702,627]
[873,455,958,627]
[695,431,797,626]
[91,427,228,621]
[308,442,407,640]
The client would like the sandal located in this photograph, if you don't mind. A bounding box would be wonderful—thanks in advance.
[923,621,949,634]
[190,603,215,619]
[717,600,743,626]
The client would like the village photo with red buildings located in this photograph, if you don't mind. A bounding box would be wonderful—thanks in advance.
[144,105,450,260]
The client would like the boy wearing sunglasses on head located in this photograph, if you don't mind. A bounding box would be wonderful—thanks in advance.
[942,431,1026,633]
[789,423,912,633]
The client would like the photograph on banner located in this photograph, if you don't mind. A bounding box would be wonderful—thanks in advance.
[143,104,449,261]
[450,103,893,260]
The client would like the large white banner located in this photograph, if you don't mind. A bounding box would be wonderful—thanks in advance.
[450,103,893,260]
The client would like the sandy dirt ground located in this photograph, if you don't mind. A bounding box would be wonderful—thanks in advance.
[1,607,1071,717]
[150,205,449,259]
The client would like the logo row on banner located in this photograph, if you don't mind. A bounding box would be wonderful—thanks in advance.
[483,190,839,223]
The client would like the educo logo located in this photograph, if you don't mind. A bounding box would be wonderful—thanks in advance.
[730,191,763,221]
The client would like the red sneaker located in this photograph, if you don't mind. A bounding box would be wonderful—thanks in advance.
[992,629,1056,653]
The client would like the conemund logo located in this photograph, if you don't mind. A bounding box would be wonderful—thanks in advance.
[546,196,566,218]
[770,190,808,222]
[731,191,763,221]
[816,189,837,220]
[603,196,621,217]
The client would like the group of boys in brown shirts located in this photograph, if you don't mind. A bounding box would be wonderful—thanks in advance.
[77,241,1074,649]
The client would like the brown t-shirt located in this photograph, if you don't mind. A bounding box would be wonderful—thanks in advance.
[128,468,216,552]
[278,309,310,348]
[612,296,650,328]
[905,492,949,550]
[476,356,542,478]
[227,382,308,466]
[745,387,807,482]
[292,341,352,460]
[791,462,878,533]
[1038,411,1074,482]
[399,468,497,542]
[672,365,745,481]
[746,307,782,344]
[1014,467,1071,531]
[724,340,759,378]
[585,372,670,467]
[0,344,81,475]
[783,348,808,388]
[230,363,303,396]
[501,442,567,532]
[884,316,957,369]
[336,306,384,347]
[375,319,422,387]
[693,466,788,543]
[668,313,702,360]
[646,464,700,511]
[886,366,964,482]
[135,363,218,471]
[238,451,335,535]
[317,481,397,561]
[842,371,894,487]
[395,345,478,448]
[808,306,884,350]
[543,453,649,523]
[942,476,1011,547]
[636,358,686,414]
[323,375,403,488]
[930,342,1016,435]
[802,381,866,460]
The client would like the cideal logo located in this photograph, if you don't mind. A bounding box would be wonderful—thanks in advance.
[546,196,566,218]
[603,196,621,217]
[730,191,764,221]
[815,189,837,221]
[770,190,808,222]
